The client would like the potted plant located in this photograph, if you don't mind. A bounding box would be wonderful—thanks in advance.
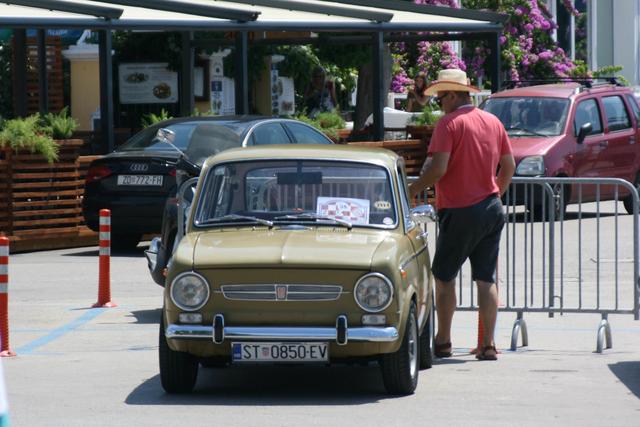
[295,110,347,143]
[406,103,441,145]
[0,114,59,163]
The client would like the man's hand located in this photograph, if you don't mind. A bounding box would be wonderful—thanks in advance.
[410,152,449,199]
[497,153,516,195]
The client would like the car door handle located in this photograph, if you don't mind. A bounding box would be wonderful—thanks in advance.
[418,231,429,240]
[599,141,609,147]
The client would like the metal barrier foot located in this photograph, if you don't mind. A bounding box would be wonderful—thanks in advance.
[596,314,612,353]
[510,312,528,351]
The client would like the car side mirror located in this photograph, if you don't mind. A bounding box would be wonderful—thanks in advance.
[411,204,437,224]
[577,122,592,144]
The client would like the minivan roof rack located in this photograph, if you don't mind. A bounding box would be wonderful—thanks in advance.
[502,77,623,90]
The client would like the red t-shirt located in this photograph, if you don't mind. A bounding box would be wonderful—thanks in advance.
[428,106,512,209]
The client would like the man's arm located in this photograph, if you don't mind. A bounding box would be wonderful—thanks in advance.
[409,152,449,199]
[497,153,516,196]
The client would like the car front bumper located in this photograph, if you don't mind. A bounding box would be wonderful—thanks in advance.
[166,314,399,345]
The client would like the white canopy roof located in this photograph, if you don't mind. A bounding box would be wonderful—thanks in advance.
[0,1,505,31]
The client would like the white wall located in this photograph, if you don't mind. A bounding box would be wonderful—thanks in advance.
[612,0,640,86]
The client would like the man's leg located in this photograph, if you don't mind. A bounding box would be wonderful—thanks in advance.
[435,277,456,347]
[476,280,498,356]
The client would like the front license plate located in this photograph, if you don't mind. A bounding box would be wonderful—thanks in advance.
[232,342,329,363]
[117,174,163,186]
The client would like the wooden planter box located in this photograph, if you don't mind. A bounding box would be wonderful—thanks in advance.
[0,139,100,252]
[405,125,435,145]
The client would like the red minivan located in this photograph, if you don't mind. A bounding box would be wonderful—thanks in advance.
[481,82,640,215]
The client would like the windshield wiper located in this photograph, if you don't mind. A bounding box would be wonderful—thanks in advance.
[505,126,547,137]
[274,213,352,230]
[199,214,273,228]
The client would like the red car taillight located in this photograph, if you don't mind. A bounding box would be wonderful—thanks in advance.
[85,165,113,183]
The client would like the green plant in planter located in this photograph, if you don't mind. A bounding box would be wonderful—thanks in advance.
[141,109,173,128]
[0,115,58,163]
[295,110,345,139]
[41,107,78,140]
[411,103,441,127]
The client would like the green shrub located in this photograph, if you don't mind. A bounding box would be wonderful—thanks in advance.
[411,103,441,127]
[0,115,58,163]
[295,110,345,139]
[40,107,78,139]
[190,109,217,117]
[141,109,173,128]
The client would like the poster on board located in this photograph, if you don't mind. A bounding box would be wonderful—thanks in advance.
[118,63,178,104]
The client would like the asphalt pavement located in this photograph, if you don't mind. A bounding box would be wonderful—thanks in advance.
[1,243,639,427]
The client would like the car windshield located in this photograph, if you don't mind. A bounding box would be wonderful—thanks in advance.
[194,160,397,228]
[482,97,570,137]
[116,121,244,155]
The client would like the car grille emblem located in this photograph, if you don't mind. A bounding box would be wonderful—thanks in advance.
[276,285,287,300]
[129,163,149,172]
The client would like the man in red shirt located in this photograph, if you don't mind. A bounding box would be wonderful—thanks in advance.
[410,68,515,361]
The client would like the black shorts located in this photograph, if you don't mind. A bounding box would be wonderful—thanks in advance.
[432,195,505,283]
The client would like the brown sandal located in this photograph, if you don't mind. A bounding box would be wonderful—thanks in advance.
[434,342,453,358]
[475,345,498,361]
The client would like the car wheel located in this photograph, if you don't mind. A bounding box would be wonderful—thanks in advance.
[381,302,419,395]
[111,233,142,252]
[419,298,434,370]
[623,172,640,214]
[159,312,199,393]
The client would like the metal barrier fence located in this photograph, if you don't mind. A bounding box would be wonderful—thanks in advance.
[411,176,640,353]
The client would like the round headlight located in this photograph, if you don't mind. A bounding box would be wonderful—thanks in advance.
[170,272,210,311]
[354,273,393,312]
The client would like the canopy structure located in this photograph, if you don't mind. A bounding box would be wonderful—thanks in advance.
[1,0,507,148]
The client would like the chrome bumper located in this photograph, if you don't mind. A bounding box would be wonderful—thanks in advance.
[166,314,399,345]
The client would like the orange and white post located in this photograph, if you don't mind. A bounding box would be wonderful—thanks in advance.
[93,209,117,308]
[0,237,16,357]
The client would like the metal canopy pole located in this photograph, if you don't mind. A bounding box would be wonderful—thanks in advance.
[98,29,115,154]
[180,31,194,117]
[372,31,385,141]
[12,29,27,118]
[234,30,249,115]
[489,31,501,93]
[37,29,49,115]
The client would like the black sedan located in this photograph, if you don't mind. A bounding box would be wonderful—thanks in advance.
[82,116,333,250]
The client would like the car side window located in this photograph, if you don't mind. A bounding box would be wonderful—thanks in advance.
[250,123,291,145]
[574,99,602,136]
[602,96,631,132]
[625,94,640,124]
[285,122,332,145]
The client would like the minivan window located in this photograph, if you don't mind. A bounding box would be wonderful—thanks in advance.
[574,99,602,135]
[482,97,569,137]
[602,96,631,131]
[624,94,640,123]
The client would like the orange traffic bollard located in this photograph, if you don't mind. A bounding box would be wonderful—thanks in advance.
[93,209,117,308]
[0,237,16,357]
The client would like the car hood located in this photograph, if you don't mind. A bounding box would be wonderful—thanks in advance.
[193,227,395,269]
[509,135,563,161]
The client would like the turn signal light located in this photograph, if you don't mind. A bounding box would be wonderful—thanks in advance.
[85,165,113,183]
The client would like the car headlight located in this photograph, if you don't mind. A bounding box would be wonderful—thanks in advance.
[170,272,210,311]
[516,156,545,176]
[354,273,394,312]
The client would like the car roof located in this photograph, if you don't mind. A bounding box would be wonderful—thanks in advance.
[203,144,400,169]
[490,82,633,100]
[153,115,291,127]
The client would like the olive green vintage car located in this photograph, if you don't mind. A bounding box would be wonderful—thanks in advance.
[157,145,435,395]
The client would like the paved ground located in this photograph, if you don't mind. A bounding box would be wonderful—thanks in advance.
[1,243,639,426]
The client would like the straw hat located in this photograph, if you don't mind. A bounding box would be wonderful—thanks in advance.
[424,68,480,95]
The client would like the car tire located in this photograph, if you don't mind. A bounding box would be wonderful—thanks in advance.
[623,172,640,215]
[381,302,419,395]
[419,298,434,370]
[529,181,569,221]
[159,313,199,393]
[111,233,142,252]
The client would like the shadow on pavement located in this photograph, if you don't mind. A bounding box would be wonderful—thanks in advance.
[125,365,396,405]
[61,247,147,258]
[507,211,617,224]
[609,361,640,399]
[128,308,161,324]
